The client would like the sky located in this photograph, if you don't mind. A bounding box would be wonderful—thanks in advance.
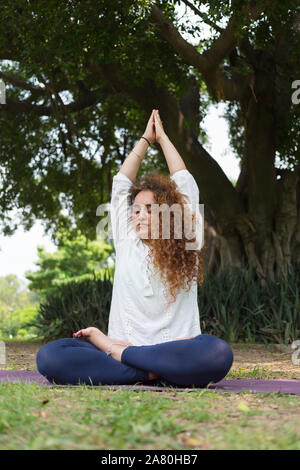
[0,4,241,285]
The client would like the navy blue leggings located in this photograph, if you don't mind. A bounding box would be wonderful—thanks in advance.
[36,334,234,388]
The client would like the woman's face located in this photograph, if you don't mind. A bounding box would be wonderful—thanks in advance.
[131,190,155,240]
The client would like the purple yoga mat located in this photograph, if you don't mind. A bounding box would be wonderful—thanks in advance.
[1,370,300,394]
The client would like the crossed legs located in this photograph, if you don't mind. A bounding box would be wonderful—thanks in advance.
[120,334,234,387]
[36,334,233,387]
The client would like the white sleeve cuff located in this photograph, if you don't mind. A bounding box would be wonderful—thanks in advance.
[113,171,133,186]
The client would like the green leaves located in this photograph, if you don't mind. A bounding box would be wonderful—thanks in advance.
[30,272,113,341]
[25,228,114,299]
[198,261,300,344]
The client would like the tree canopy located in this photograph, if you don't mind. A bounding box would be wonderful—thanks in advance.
[0,273,38,336]
[0,0,299,279]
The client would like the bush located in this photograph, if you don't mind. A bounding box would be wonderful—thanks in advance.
[17,328,31,337]
[198,261,300,344]
[0,305,40,339]
[28,272,113,341]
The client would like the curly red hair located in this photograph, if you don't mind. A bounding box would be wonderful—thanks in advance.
[129,172,206,306]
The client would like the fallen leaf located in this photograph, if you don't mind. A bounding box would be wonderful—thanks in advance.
[178,432,205,448]
[237,402,251,413]
[33,410,48,419]
[181,436,203,448]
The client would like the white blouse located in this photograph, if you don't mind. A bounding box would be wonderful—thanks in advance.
[107,168,203,346]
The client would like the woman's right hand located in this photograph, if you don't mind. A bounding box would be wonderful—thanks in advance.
[154,109,167,144]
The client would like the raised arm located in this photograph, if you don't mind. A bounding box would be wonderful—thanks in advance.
[153,110,202,250]
[154,109,187,176]
[119,109,156,183]
[110,110,156,251]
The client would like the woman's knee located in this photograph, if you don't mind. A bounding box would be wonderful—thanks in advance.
[206,335,234,380]
[36,343,51,376]
[193,334,234,381]
[36,338,72,376]
[215,337,233,368]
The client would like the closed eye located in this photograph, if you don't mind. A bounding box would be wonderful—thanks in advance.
[132,209,151,215]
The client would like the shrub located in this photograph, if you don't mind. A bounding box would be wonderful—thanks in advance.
[198,261,300,344]
[28,272,113,341]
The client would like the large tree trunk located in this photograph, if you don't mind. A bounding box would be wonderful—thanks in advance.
[202,169,300,282]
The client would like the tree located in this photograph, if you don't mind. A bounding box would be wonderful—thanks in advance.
[0,0,299,283]
[0,274,38,336]
[25,228,114,298]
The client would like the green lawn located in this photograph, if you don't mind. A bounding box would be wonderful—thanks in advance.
[0,339,300,450]
[0,382,299,450]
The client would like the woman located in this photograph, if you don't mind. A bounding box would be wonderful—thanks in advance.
[36,109,233,387]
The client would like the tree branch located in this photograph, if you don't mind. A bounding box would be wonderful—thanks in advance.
[149,2,266,101]
[0,99,51,115]
[180,0,224,33]
[0,86,108,116]
[205,0,266,68]
[150,4,209,70]
[149,4,245,101]
[0,71,46,94]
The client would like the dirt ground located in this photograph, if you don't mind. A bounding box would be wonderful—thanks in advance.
[1,340,300,379]
[229,342,300,379]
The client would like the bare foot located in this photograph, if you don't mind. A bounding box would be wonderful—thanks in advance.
[107,343,129,362]
[148,372,159,381]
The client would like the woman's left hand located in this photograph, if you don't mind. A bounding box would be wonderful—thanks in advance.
[142,109,156,145]
[153,109,166,144]
[73,327,100,340]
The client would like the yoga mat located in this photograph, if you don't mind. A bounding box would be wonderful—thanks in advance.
[1,370,300,394]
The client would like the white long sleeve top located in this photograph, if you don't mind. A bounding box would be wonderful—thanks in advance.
[107,168,203,346]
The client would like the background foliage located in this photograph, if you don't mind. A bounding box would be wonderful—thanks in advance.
[29,262,300,345]
[25,227,114,299]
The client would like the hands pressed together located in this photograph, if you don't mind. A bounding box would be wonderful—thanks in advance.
[143,109,166,146]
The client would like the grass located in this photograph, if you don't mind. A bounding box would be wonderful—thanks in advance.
[1,339,300,450]
[0,382,300,450]
[226,365,284,379]
[0,336,42,343]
